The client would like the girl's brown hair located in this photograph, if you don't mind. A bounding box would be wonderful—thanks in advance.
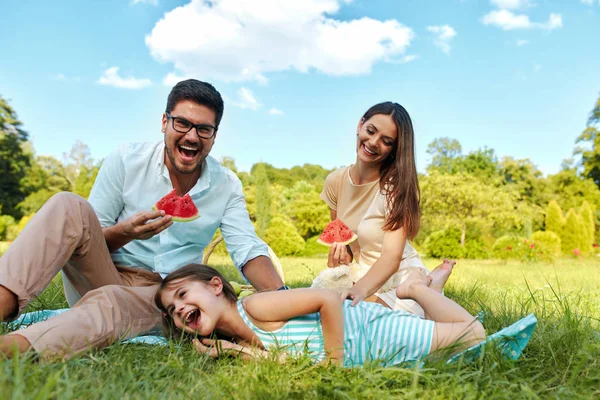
[362,102,420,238]
[154,263,238,339]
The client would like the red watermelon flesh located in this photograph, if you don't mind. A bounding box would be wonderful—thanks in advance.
[317,218,357,246]
[153,190,200,222]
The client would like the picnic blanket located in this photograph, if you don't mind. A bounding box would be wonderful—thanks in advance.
[7,309,536,362]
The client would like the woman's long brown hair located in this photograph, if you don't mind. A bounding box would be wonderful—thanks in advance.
[361,102,420,239]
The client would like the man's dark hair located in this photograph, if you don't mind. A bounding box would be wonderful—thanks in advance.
[166,79,225,127]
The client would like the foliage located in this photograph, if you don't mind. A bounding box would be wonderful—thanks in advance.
[579,201,595,249]
[544,200,564,236]
[426,137,462,174]
[283,181,330,239]
[574,95,600,188]
[0,96,32,219]
[254,163,271,237]
[561,208,585,254]
[0,215,16,241]
[263,214,305,256]
[492,235,532,261]
[423,228,465,259]
[532,230,561,258]
[421,171,519,247]
[296,235,329,257]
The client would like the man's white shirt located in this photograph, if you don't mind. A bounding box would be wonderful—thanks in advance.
[88,140,268,278]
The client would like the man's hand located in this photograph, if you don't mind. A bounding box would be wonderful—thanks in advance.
[327,243,353,268]
[103,210,173,252]
[120,210,173,240]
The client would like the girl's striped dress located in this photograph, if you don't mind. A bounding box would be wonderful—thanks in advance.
[237,299,434,367]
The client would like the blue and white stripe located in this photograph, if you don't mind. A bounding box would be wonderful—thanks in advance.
[237,299,434,367]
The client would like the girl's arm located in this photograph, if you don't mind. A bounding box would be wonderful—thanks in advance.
[343,226,407,305]
[244,288,345,364]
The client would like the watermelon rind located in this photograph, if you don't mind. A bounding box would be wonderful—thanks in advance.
[316,232,357,247]
[151,205,200,223]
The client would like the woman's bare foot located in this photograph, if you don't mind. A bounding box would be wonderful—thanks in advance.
[428,259,456,293]
[395,269,431,299]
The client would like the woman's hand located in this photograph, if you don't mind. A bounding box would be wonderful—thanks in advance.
[339,286,368,306]
[327,243,353,268]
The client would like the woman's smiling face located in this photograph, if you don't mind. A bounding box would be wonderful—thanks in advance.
[356,114,398,166]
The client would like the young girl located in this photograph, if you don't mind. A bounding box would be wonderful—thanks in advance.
[319,101,454,316]
[155,263,486,367]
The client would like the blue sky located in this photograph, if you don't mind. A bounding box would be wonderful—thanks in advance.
[1,0,599,175]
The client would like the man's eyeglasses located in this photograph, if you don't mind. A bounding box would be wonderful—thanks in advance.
[166,113,217,139]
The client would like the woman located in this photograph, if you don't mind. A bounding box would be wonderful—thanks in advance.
[320,102,453,316]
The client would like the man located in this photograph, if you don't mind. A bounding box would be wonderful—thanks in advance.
[0,79,284,358]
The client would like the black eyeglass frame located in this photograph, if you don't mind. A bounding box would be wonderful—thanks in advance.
[166,112,218,139]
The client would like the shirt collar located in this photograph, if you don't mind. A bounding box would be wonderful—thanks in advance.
[157,141,211,195]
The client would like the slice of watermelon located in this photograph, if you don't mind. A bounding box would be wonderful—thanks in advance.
[153,189,200,222]
[317,218,357,246]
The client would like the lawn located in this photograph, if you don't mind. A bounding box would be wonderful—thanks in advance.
[1,256,599,399]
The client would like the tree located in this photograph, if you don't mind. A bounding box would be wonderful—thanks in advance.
[421,171,517,247]
[0,96,32,219]
[426,137,462,174]
[545,200,565,235]
[263,214,305,256]
[579,201,595,250]
[574,95,600,188]
[561,208,585,254]
[284,181,330,239]
[62,141,94,190]
[254,163,271,237]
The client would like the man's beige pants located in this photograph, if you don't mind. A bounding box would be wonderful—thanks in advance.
[0,192,163,359]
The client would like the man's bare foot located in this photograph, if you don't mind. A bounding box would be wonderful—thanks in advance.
[428,259,456,293]
[395,269,431,300]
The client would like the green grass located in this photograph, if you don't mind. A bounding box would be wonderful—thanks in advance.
[2,256,600,399]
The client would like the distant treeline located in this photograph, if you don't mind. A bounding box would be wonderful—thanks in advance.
[2,94,600,261]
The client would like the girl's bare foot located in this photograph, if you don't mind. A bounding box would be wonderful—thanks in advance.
[428,259,456,293]
[395,269,431,299]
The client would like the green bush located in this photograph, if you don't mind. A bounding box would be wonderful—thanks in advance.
[561,208,585,254]
[532,230,561,257]
[545,200,564,236]
[464,238,489,259]
[492,235,528,260]
[423,228,465,259]
[264,214,305,256]
[297,235,329,257]
[0,215,16,241]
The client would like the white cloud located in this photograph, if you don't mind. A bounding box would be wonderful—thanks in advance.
[426,25,457,54]
[232,87,260,110]
[482,10,562,30]
[580,0,593,4]
[97,67,152,89]
[516,39,529,46]
[268,107,284,115]
[395,54,418,64]
[145,0,415,83]
[533,64,541,73]
[51,73,66,81]
[490,0,533,10]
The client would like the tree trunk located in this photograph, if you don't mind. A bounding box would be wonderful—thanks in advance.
[460,222,466,247]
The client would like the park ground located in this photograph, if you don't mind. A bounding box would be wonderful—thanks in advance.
[1,256,599,399]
